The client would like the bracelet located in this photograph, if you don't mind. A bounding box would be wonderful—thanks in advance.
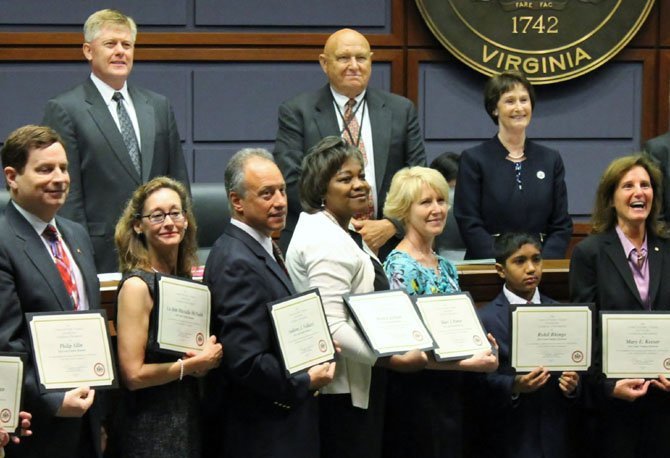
[178,358,184,381]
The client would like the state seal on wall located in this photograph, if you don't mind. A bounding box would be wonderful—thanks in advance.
[415,0,654,84]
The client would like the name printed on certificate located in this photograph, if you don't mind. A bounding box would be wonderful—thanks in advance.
[344,290,435,356]
[602,312,670,379]
[511,304,592,372]
[27,311,117,392]
[155,274,211,355]
[268,289,335,376]
[0,354,23,434]
[415,293,490,361]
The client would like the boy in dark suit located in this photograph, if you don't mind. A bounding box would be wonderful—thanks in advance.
[473,232,580,458]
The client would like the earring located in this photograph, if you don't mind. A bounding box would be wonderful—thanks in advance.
[320,198,326,209]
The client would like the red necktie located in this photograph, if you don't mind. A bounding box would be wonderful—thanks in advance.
[343,98,375,219]
[43,225,80,310]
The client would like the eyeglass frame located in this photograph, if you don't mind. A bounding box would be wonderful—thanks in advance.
[136,209,186,225]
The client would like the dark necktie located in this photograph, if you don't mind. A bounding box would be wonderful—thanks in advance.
[342,98,375,219]
[43,225,80,310]
[272,241,288,275]
[112,91,141,176]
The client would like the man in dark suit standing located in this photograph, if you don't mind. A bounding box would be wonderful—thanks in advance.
[42,9,189,273]
[643,130,670,219]
[204,148,335,458]
[274,28,426,256]
[0,125,102,458]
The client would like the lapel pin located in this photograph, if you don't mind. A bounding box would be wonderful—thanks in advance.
[536,171,545,179]
[655,247,659,252]
[77,248,81,253]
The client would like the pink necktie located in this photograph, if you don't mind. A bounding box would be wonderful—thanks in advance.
[43,225,80,310]
[343,98,375,219]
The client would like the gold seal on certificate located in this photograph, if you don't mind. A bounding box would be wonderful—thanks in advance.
[511,304,592,372]
[415,293,490,361]
[602,312,670,379]
[0,354,23,434]
[344,290,435,356]
[154,274,211,355]
[267,289,335,375]
[26,311,116,392]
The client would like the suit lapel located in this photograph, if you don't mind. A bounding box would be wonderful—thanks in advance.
[7,205,72,311]
[313,85,340,140]
[84,79,141,183]
[646,234,663,307]
[603,231,644,308]
[226,225,295,294]
[129,86,156,182]
[366,88,391,200]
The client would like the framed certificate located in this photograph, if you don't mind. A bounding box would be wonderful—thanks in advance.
[267,289,335,376]
[0,353,24,434]
[511,304,592,372]
[344,290,435,356]
[414,292,490,361]
[152,274,211,356]
[601,311,670,379]
[26,311,117,392]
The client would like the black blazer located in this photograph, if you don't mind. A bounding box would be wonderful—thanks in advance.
[42,78,190,273]
[569,229,670,457]
[476,291,579,458]
[643,132,670,219]
[273,84,426,252]
[203,223,318,458]
[0,203,102,458]
[454,136,572,259]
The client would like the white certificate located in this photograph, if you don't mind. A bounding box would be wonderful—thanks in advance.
[268,289,335,375]
[27,311,116,391]
[0,355,23,434]
[155,275,211,355]
[602,312,670,378]
[511,305,592,372]
[415,293,490,361]
[344,290,435,356]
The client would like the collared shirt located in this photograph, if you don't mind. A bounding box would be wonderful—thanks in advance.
[89,72,142,148]
[330,87,378,215]
[230,218,275,260]
[503,284,541,305]
[12,201,90,310]
[615,225,650,308]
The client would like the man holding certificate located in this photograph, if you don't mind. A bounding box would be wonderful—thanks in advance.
[477,233,580,458]
[0,125,102,458]
[570,155,670,458]
[204,148,335,458]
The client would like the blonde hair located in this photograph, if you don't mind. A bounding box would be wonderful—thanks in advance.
[84,9,137,43]
[115,177,197,277]
[383,166,450,226]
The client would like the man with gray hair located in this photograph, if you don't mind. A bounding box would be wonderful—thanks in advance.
[42,8,189,273]
[203,148,335,458]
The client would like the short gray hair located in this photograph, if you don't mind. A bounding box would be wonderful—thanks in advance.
[224,148,275,212]
[84,9,137,43]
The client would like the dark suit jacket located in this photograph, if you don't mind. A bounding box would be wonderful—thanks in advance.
[273,84,426,253]
[570,230,670,457]
[0,203,102,458]
[643,132,670,219]
[42,78,190,273]
[475,291,579,458]
[203,223,318,458]
[454,136,572,259]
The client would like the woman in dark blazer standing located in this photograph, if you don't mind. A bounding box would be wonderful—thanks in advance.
[570,155,670,458]
[454,70,572,259]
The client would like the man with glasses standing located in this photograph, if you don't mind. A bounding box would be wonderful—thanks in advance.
[273,28,426,258]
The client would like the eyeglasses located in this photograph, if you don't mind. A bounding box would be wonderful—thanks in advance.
[139,210,186,224]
